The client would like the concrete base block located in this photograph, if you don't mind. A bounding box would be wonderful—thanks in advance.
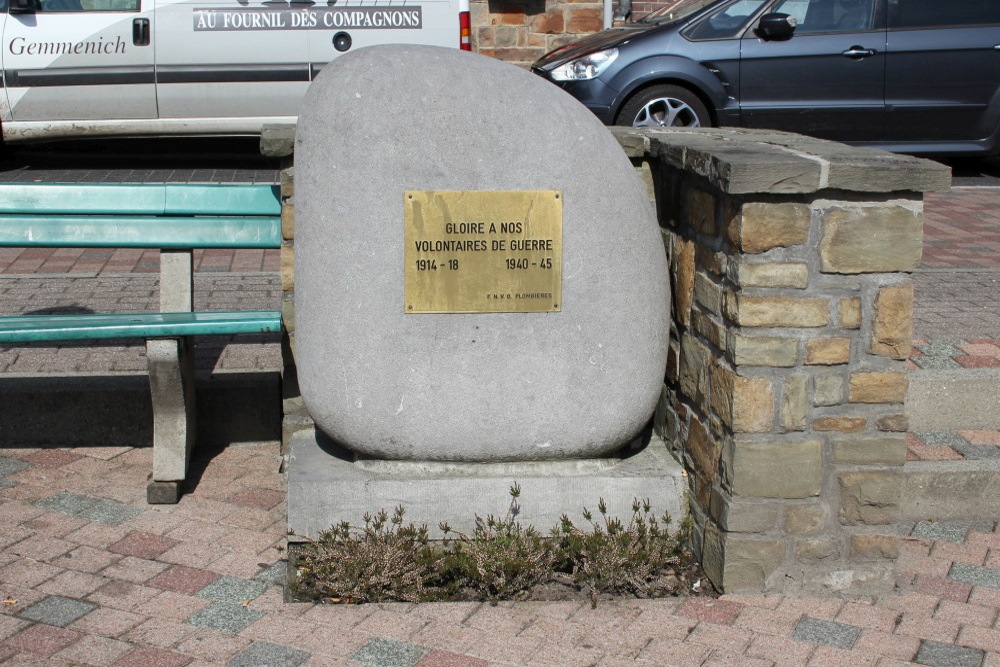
[900,460,1000,521]
[907,369,1000,430]
[147,337,197,484]
[147,480,182,504]
[287,428,687,540]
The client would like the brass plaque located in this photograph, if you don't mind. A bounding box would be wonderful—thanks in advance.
[404,190,562,313]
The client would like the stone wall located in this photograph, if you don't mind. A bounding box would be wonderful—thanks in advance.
[277,169,315,454]
[614,126,950,593]
[258,126,311,452]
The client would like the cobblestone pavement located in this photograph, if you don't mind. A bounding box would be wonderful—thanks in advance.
[912,274,1000,341]
[907,429,1000,462]
[923,190,1000,269]
[0,145,281,186]
[0,249,280,276]
[0,443,998,666]
[910,339,1000,371]
[915,188,1000,341]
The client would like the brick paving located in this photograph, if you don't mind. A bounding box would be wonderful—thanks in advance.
[0,442,996,665]
[923,189,1000,270]
[915,188,1000,341]
[0,248,279,276]
[0,154,280,187]
[912,273,1000,340]
[907,430,1000,462]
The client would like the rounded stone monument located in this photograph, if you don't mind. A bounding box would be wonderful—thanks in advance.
[295,44,670,461]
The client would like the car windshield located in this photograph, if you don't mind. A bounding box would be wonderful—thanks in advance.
[639,0,719,24]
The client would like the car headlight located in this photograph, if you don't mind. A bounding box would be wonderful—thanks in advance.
[549,48,618,82]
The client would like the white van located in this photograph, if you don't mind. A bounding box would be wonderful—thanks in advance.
[0,0,469,142]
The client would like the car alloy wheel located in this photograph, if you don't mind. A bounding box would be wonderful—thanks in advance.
[634,96,702,127]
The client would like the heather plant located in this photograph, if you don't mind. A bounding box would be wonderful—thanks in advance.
[294,506,438,603]
[291,486,692,605]
[440,483,557,602]
[558,497,680,607]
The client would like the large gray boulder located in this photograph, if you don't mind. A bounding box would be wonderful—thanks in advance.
[295,44,669,461]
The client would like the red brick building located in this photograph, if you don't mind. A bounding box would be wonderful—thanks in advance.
[472,0,680,66]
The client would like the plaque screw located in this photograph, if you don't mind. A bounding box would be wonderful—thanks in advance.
[408,305,413,310]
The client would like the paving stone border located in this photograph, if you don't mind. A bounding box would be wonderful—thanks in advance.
[36,491,143,526]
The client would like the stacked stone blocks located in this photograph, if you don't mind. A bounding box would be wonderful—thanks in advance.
[277,164,314,453]
[615,127,950,593]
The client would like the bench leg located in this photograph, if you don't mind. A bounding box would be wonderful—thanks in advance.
[146,337,196,504]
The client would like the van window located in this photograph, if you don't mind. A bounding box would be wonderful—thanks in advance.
[36,0,138,11]
[888,0,1000,28]
[773,0,875,33]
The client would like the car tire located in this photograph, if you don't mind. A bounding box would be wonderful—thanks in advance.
[615,85,710,128]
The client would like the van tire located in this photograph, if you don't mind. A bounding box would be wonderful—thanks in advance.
[615,85,710,128]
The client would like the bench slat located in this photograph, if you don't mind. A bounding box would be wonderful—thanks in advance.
[164,185,281,215]
[0,311,282,343]
[0,184,280,216]
[0,216,281,248]
[0,184,168,215]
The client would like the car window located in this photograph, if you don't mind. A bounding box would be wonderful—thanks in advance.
[686,0,769,38]
[35,0,138,11]
[640,0,717,25]
[888,0,1000,28]
[773,0,876,33]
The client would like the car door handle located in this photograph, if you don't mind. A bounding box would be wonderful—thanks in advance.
[842,46,876,58]
[133,18,150,47]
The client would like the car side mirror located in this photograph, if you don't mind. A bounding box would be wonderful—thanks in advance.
[756,12,796,40]
[9,0,37,13]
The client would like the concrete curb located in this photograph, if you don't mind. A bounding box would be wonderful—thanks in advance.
[0,370,280,448]
[900,459,1000,521]
[906,368,1000,430]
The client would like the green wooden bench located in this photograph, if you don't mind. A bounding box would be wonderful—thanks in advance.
[0,183,282,503]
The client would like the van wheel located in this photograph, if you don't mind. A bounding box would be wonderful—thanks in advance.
[615,85,710,128]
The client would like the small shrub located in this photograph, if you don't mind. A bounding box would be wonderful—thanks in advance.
[290,486,695,606]
[440,483,557,603]
[294,506,437,603]
[558,497,680,607]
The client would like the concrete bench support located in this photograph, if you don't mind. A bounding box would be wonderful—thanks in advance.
[147,337,196,504]
[149,248,197,503]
